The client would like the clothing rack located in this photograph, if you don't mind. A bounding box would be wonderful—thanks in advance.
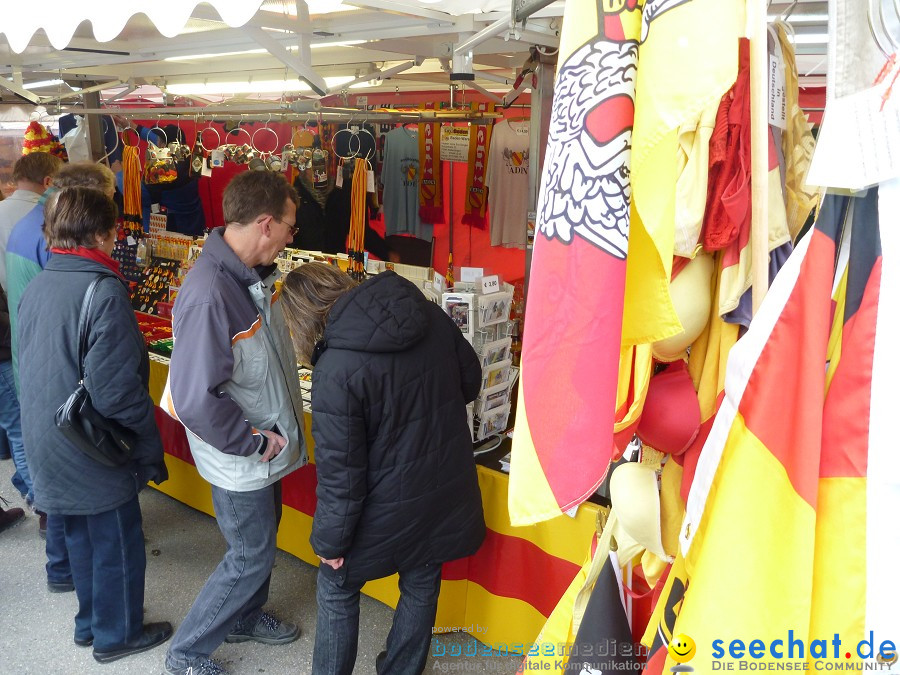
[59,102,504,125]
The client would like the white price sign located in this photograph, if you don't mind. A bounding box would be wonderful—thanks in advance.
[440,125,471,163]
[480,274,500,295]
[460,267,484,282]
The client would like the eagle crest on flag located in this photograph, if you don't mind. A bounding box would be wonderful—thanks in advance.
[538,0,692,260]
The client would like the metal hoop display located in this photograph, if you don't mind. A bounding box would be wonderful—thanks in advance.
[358,126,376,161]
[122,126,141,147]
[227,124,253,147]
[867,0,898,56]
[199,125,221,152]
[332,127,361,159]
[97,117,120,164]
[147,125,168,148]
[252,125,280,155]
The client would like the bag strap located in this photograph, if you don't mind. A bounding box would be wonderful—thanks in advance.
[75,276,108,384]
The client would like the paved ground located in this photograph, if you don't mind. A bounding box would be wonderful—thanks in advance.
[0,458,523,674]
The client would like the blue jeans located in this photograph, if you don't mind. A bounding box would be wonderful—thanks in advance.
[166,480,283,670]
[313,562,442,675]
[64,495,146,649]
[0,359,32,503]
[46,515,73,584]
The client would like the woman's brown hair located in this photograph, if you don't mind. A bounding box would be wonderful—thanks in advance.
[281,263,357,365]
[43,186,117,250]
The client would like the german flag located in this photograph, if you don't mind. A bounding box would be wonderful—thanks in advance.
[642,186,900,670]
[810,189,881,660]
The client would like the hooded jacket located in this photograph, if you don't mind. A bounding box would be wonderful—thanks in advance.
[310,271,485,587]
[17,255,167,515]
[164,228,306,492]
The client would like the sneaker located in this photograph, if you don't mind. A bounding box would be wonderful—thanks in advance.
[91,621,173,663]
[224,611,299,646]
[37,511,47,539]
[164,657,228,675]
[0,503,25,534]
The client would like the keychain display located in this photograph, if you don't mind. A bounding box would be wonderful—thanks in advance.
[144,127,177,184]
[311,134,329,188]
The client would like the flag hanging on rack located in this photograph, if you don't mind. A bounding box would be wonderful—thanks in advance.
[508,0,641,525]
[509,0,742,526]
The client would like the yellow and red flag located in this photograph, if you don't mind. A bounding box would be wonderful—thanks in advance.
[510,0,742,526]
[508,0,642,525]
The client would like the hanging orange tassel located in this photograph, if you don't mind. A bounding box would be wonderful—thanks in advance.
[348,157,368,280]
[122,144,142,230]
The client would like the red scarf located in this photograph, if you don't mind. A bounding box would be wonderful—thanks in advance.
[418,102,444,223]
[462,102,494,228]
[51,247,125,281]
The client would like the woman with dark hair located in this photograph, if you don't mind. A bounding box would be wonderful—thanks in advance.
[281,263,485,675]
[17,186,172,663]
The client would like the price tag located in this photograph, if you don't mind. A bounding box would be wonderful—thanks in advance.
[460,266,484,282]
[807,80,900,190]
[432,271,447,294]
[201,157,213,177]
[210,149,225,168]
[335,170,343,188]
[150,203,160,214]
[366,169,375,193]
[126,236,137,246]
[480,274,500,294]
[768,52,787,130]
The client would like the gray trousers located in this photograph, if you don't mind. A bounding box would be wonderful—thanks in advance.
[166,480,282,669]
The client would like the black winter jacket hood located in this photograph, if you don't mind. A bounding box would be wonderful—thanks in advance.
[324,271,427,354]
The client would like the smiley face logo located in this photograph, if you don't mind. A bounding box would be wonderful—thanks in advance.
[668,634,696,663]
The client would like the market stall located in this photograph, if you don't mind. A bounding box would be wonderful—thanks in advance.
[5,1,880,673]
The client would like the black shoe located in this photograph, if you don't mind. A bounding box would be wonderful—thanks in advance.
[224,611,299,645]
[91,621,173,664]
[74,635,93,647]
[376,650,387,674]
[48,579,75,593]
[0,505,25,534]
[38,511,47,539]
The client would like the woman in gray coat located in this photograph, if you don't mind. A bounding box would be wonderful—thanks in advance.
[17,186,172,663]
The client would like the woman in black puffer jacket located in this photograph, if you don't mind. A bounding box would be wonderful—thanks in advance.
[282,263,485,675]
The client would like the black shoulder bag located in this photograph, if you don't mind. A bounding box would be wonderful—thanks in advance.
[55,276,135,467]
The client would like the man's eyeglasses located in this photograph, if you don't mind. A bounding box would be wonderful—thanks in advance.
[272,216,298,237]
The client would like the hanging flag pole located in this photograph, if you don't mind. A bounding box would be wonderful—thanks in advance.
[750,0,770,314]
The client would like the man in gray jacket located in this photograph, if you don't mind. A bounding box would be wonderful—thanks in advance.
[163,171,307,675]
